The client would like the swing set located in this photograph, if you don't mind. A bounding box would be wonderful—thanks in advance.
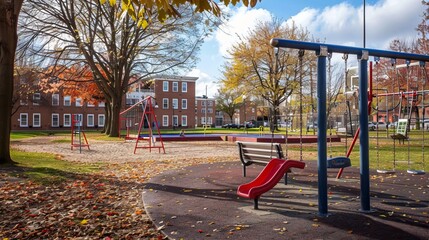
[119,96,165,154]
[373,60,428,175]
[270,38,429,216]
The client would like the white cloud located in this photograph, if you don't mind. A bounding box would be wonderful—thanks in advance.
[187,69,219,97]
[215,6,273,57]
[287,0,422,49]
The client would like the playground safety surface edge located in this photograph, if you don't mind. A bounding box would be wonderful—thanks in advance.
[142,161,428,240]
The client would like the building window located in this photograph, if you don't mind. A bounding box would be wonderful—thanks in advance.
[98,101,105,107]
[172,98,178,109]
[208,108,213,113]
[162,115,169,127]
[87,114,94,127]
[33,93,41,105]
[181,115,188,126]
[73,114,83,127]
[64,114,71,127]
[33,113,41,127]
[201,109,206,114]
[163,98,169,109]
[76,98,82,107]
[19,113,28,127]
[208,100,213,107]
[87,101,95,107]
[163,81,169,92]
[201,100,206,107]
[182,82,187,92]
[20,98,28,106]
[52,114,59,127]
[208,117,213,125]
[201,117,206,124]
[64,96,71,106]
[98,114,105,127]
[173,115,178,127]
[52,94,59,106]
[172,82,179,92]
[182,99,187,109]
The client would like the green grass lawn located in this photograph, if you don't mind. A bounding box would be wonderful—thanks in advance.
[8,149,103,184]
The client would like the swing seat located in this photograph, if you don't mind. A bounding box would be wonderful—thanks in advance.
[390,134,408,140]
[376,169,396,174]
[327,156,351,168]
[407,169,425,175]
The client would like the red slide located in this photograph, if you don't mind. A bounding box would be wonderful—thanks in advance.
[237,158,306,209]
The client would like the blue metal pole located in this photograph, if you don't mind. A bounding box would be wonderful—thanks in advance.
[317,47,328,216]
[271,39,429,62]
[358,51,371,211]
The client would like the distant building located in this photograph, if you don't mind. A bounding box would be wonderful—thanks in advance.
[12,75,198,130]
[195,96,216,127]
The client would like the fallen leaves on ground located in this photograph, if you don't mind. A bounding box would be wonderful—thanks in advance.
[0,171,164,239]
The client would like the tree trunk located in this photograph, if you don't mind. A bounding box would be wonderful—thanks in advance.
[108,98,121,138]
[0,1,23,165]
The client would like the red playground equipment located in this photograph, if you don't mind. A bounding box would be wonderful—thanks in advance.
[237,159,306,209]
[119,96,165,154]
[71,114,90,153]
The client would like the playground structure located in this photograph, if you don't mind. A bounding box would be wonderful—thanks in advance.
[119,96,165,154]
[237,158,305,209]
[71,114,90,153]
[270,38,429,216]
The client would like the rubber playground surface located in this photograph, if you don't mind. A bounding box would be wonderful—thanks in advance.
[143,160,428,239]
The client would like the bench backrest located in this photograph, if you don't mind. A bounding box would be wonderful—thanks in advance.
[237,141,284,165]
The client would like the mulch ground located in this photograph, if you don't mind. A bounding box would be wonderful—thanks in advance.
[143,161,429,239]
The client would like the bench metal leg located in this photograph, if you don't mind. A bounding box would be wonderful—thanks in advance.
[243,165,246,177]
[284,172,288,185]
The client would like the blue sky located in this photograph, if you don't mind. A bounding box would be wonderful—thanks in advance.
[189,0,423,97]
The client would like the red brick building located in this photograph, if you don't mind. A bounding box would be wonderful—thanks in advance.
[11,90,106,131]
[11,75,198,131]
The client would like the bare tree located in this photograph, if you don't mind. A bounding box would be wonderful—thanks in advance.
[18,0,219,136]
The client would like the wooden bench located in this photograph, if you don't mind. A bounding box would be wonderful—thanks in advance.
[237,141,292,184]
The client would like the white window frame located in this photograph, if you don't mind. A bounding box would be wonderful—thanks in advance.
[163,81,169,92]
[163,98,169,109]
[98,101,105,107]
[33,93,41,106]
[73,114,83,127]
[173,115,178,127]
[87,101,95,107]
[162,115,169,127]
[182,82,188,92]
[172,82,179,92]
[52,94,59,106]
[98,114,105,127]
[33,113,41,127]
[19,113,28,127]
[182,99,187,110]
[76,98,82,107]
[64,114,71,127]
[64,96,71,106]
[172,98,178,109]
[181,115,188,127]
[52,114,59,127]
[87,114,95,127]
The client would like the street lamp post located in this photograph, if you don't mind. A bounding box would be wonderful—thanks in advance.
[243,95,247,133]
[172,99,175,130]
